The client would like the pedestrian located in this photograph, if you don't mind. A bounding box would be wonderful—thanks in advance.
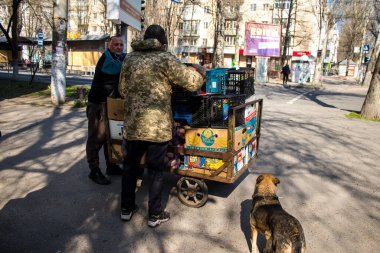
[281,63,291,85]
[86,35,126,185]
[118,24,205,227]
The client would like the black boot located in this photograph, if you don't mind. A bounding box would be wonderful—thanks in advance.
[88,168,111,185]
[106,163,123,175]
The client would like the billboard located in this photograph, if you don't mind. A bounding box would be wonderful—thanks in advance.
[107,0,142,31]
[245,22,281,57]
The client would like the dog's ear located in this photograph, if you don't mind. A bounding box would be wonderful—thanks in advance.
[256,175,264,184]
[273,177,280,185]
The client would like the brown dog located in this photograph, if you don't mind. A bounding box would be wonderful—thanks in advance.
[250,174,306,253]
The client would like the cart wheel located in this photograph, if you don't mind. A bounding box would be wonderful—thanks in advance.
[177,177,208,208]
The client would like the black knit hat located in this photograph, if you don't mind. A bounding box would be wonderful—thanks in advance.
[144,24,168,45]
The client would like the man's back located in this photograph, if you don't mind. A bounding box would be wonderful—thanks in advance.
[119,38,204,143]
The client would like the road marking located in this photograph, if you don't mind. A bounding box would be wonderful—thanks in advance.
[286,91,310,104]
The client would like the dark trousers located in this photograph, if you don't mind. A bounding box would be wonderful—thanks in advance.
[86,102,112,170]
[283,73,289,84]
[121,139,168,215]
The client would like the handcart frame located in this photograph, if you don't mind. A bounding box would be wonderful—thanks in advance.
[170,98,263,207]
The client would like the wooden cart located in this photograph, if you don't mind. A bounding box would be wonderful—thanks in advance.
[104,97,263,208]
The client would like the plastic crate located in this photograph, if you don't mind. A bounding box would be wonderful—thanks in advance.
[205,68,230,94]
[172,96,204,125]
[190,94,246,128]
[225,68,255,96]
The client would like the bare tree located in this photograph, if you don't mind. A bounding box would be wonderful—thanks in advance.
[360,1,380,119]
[281,0,294,66]
[142,0,186,47]
[224,0,244,67]
[212,0,225,67]
[0,0,22,79]
[362,0,380,86]
[360,31,380,119]
[338,1,372,76]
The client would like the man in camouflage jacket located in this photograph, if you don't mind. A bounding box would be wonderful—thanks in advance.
[118,24,205,227]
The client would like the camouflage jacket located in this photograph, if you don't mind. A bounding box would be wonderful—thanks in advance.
[119,38,205,142]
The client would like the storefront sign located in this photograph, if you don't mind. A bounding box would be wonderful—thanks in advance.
[292,51,311,57]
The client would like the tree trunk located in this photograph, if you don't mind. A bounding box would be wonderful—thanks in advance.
[363,28,380,86]
[213,0,225,68]
[281,0,294,67]
[234,6,241,67]
[360,46,380,119]
[11,0,20,80]
[312,0,327,85]
[51,0,68,106]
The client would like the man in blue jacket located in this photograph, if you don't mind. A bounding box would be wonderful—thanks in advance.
[86,36,126,185]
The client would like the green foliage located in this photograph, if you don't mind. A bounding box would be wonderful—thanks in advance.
[0,78,90,108]
[346,112,380,122]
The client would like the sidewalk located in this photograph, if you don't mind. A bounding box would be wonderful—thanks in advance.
[264,75,366,92]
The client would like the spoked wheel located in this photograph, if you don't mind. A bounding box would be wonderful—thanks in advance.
[176,177,208,208]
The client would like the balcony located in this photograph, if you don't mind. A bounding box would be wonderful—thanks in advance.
[180,29,200,37]
[224,28,237,36]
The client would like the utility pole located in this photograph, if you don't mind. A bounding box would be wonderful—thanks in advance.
[51,0,68,106]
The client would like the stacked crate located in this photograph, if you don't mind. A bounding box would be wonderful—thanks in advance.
[172,67,255,128]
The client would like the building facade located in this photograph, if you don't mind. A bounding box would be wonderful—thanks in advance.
[0,0,338,79]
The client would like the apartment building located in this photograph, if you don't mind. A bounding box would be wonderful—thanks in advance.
[0,0,336,78]
[173,0,326,75]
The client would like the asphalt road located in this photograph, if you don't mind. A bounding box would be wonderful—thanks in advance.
[0,78,379,253]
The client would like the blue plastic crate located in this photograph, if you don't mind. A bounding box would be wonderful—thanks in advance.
[206,68,230,94]
[172,103,192,125]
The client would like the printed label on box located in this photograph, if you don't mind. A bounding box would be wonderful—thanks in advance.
[234,150,245,173]
[246,115,257,143]
[184,155,206,168]
[234,125,247,151]
[205,158,224,170]
[185,128,228,152]
[109,120,124,140]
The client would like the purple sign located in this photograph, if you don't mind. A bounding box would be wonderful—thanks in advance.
[245,22,281,57]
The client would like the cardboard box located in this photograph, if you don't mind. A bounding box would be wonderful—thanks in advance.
[185,128,228,152]
[107,97,125,120]
[184,155,206,168]
[109,120,124,140]
[110,143,123,162]
[234,125,247,151]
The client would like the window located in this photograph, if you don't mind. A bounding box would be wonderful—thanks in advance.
[204,6,210,13]
[181,38,198,46]
[183,20,200,35]
[190,38,198,46]
[224,36,235,46]
[275,0,290,9]
[179,23,183,31]
[203,39,207,46]
[250,4,256,11]
[263,4,269,11]
[204,22,208,29]
[93,13,97,19]
[224,20,237,29]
